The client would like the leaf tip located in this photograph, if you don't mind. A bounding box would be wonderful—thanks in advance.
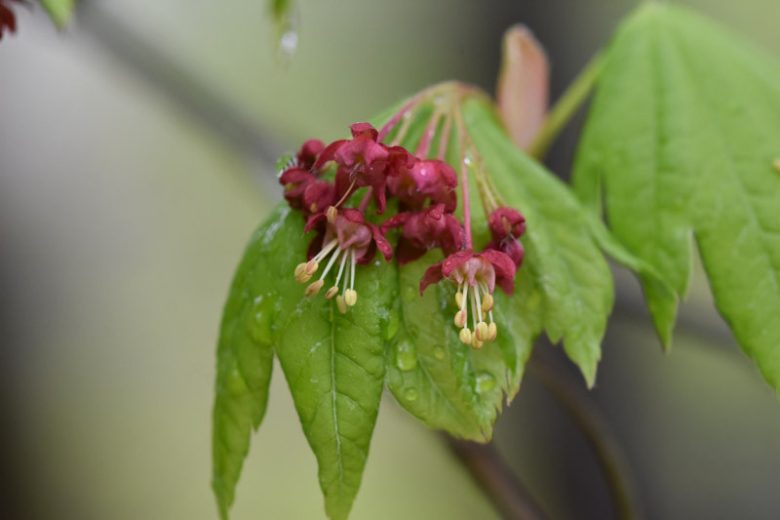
[642,277,679,352]
[41,0,75,29]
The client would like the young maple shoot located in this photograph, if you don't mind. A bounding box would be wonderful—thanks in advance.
[213,3,780,520]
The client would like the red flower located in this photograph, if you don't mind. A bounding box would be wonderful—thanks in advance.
[0,0,23,41]
[387,159,458,212]
[486,207,526,266]
[297,139,325,170]
[381,203,464,264]
[420,249,516,348]
[296,207,392,313]
[332,123,392,212]
[279,140,336,214]
[279,168,317,210]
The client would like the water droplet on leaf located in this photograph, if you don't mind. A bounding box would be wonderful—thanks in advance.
[226,368,246,395]
[404,387,418,401]
[475,372,496,394]
[247,295,273,344]
[396,341,418,371]
[434,347,446,360]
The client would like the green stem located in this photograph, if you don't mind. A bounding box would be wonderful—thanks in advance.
[528,52,607,160]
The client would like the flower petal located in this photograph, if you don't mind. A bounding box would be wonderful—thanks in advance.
[419,262,445,294]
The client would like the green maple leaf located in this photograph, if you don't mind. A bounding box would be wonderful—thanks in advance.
[574,3,780,393]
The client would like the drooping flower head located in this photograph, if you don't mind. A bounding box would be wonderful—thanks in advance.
[280,99,526,335]
[420,249,516,349]
[295,207,392,313]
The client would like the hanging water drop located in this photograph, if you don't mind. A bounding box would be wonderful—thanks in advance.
[433,347,446,360]
[279,30,298,58]
[404,387,418,402]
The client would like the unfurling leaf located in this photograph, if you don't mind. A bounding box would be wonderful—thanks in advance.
[496,25,550,151]
[574,4,780,393]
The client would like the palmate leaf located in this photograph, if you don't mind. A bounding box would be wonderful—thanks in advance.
[212,205,392,520]
[574,3,780,393]
[213,87,627,517]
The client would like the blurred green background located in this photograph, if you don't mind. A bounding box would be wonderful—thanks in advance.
[1,0,779,518]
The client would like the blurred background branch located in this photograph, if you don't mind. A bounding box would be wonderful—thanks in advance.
[76,0,285,167]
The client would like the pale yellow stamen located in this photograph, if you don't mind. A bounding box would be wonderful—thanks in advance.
[455,291,464,308]
[336,295,348,314]
[454,310,467,328]
[459,327,473,345]
[488,322,497,341]
[344,289,358,307]
[294,263,310,283]
[325,286,339,299]
[305,279,324,297]
[476,322,490,342]
[481,292,494,312]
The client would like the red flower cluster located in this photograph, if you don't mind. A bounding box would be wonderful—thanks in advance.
[280,121,526,348]
[0,0,23,41]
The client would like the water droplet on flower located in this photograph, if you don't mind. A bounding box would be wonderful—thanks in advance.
[404,387,418,401]
[463,155,473,166]
[475,372,496,394]
[247,295,273,344]
[375,260,381,267]
[434,347,446,360]
[396,341,418,371]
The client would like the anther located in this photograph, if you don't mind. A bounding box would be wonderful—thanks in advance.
[294,263,310,283]
[455,291,464,308]
[304,260,319,276]
[481,293,494,312]
[454,310,467,328]
[336,295,348,314]
[325,286,339,299]
[471,337,484,349]
[459,327,473,345]
[305,279,324,297]
[476,322,490,342]
[488,322,497,341]
[344,289,358,307]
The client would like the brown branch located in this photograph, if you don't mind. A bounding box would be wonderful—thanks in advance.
[528,351,642,520]
[443,434,549,520]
